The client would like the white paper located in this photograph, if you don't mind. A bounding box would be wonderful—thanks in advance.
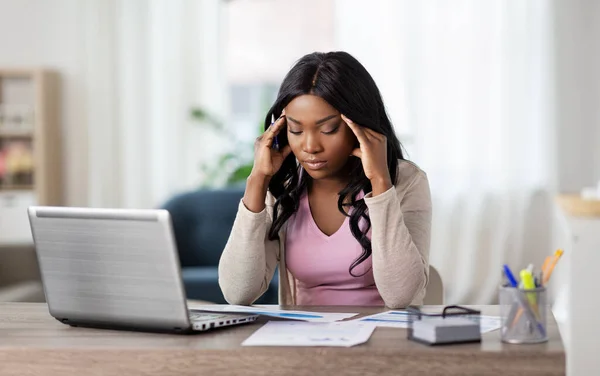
[346,311,502,333]
[470,315,502,333]
[187,304,358,322]
[242,321,376,347]
[347,310,412,328]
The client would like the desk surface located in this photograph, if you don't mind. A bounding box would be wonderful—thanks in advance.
[0,303,564,376]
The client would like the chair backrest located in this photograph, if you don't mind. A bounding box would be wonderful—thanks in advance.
[423,265,444,305]
[162,186,245,267]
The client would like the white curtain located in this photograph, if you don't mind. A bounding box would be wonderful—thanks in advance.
[336,0,556,304]
[80,0,225,209]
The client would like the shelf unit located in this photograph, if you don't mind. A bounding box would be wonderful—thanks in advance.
[0,69,62,245]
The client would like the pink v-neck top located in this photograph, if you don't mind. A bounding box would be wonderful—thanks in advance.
[285,190,385,306]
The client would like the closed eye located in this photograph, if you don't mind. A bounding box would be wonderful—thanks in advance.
[322,126,340,135]
[289,130,302,135]
[322,120,342,135]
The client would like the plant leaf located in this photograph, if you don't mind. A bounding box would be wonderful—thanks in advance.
[190,107,224,130]
[227,164,253,185]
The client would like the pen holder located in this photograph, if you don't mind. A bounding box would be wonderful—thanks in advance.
[499,286,548,344]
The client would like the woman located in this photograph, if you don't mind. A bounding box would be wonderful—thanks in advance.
[218,51,431,308]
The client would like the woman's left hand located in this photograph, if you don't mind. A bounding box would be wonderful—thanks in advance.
[342,114,393,195]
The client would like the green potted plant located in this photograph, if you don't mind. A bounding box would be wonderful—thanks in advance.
[190,107,262,187]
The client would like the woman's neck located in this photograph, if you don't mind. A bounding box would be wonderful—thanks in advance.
[308,176,349,196]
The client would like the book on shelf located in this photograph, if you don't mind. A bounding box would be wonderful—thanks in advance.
[0,104,35,134]
[0,138,34,188]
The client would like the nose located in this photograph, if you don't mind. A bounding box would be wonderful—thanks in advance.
[302,132,323,155]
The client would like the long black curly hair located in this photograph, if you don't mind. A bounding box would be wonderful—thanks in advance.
[265,51,405,276]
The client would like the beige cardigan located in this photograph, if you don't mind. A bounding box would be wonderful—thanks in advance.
[218,160,432,309]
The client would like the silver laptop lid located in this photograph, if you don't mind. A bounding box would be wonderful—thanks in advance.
[28,206,191,331]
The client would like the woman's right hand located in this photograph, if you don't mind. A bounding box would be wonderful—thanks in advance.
[250,112,292,180]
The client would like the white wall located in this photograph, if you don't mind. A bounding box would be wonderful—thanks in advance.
[225,0,334,84]
[554,0,600,193]
[594,7,600,187]
[0,0,88,206]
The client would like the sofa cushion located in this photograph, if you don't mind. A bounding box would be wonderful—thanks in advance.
[181,267,226,303]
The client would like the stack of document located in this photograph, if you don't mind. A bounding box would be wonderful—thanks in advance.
[347,311,413,328]
[345,310,502,333]
[188,304,372,347]
[242,321,376,347]
[188,303,358,322]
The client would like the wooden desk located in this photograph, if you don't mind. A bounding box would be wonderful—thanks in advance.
[0,303,564,376]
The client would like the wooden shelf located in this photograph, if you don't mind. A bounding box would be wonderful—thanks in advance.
[0,130,34,138]
[0,69,38,78]
[0,185,34,191]
[556,194,600,218]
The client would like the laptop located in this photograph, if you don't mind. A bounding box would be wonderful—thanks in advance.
[27,206,258,333]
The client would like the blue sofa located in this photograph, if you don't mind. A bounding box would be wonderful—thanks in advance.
[162,186,279,304]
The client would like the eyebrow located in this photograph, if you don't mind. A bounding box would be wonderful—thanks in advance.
[286,114,338,126]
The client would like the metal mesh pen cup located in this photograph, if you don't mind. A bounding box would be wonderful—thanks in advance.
[499,286,548,344]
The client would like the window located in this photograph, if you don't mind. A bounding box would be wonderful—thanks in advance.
[224,0,414,156]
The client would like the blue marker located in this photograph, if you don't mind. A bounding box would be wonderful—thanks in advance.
[362,318,410,323]
[253,311,322,319]
[503,264,519,287]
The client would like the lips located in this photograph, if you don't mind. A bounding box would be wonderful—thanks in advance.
[304,160,327,170]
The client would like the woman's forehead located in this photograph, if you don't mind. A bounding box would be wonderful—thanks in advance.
[285,94,337,120]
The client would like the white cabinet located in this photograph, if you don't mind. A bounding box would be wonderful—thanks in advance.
[0,191,35,244]
[553,211,600,376]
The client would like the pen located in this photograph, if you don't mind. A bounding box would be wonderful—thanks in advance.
[541,256,551,276]
[520,269,540,318]
[271,114,280,151]
[503,265,519,287]
[509,286,546,338]
[521,268,535,288]
[542,249,564,285]
[510,250,564,330]
[504,265,545,336]
[504,265,520,328]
